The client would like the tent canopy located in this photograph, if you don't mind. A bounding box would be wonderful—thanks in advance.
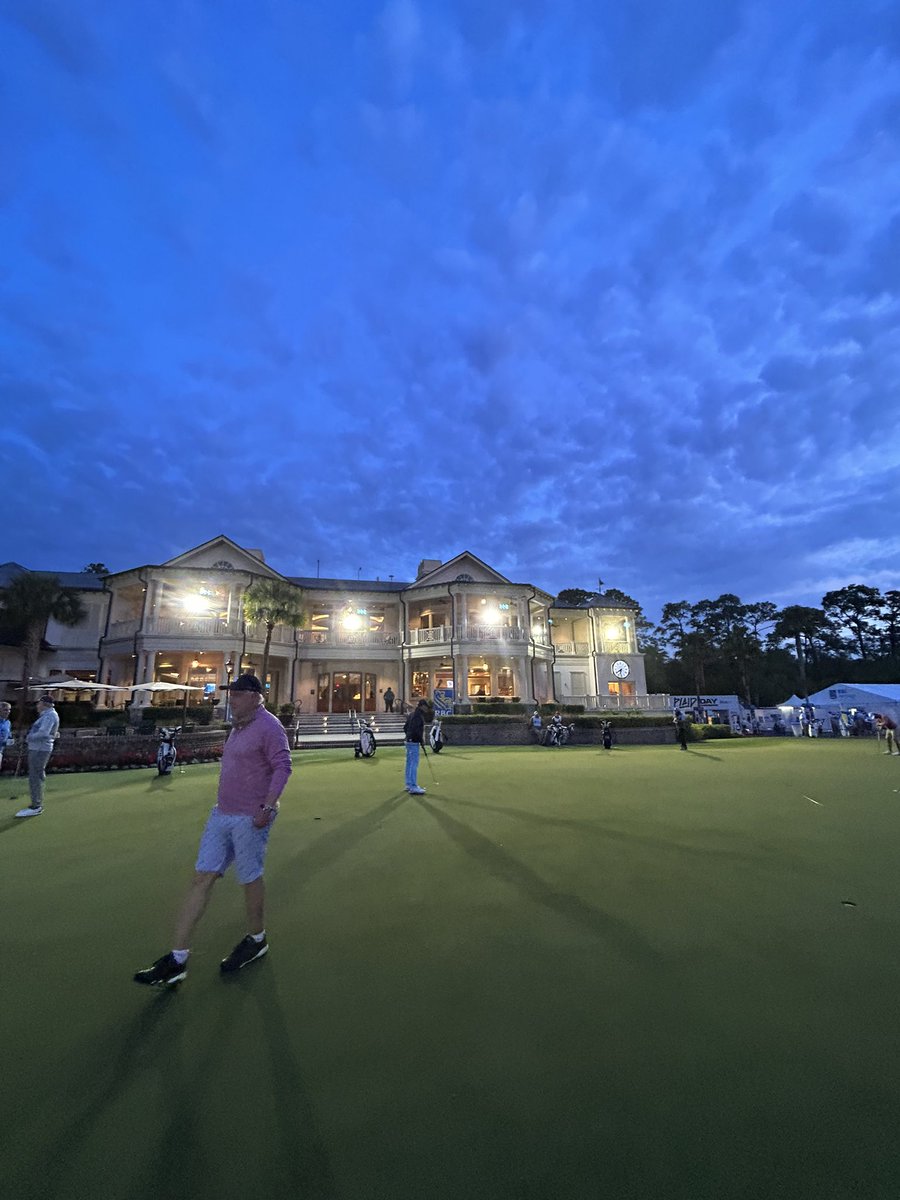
[779,683,900,717]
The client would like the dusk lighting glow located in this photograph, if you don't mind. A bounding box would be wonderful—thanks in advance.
[1,1,898,617]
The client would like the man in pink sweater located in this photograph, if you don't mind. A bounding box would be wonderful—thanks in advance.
[134,674,292,987]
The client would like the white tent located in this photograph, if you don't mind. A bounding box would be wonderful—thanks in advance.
[779,683,900,721]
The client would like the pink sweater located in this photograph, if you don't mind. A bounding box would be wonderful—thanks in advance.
[216,707,292,816]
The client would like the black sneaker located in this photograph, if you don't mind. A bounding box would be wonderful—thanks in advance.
[133,952,188,987]
[220,935,268,974]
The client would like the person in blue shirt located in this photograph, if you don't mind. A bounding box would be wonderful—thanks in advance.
[0,701,12,772]
[530,709,543,743]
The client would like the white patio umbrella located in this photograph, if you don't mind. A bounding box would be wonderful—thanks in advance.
[27,680,132,692]
[129,681,206,728]
[127,682,205,693]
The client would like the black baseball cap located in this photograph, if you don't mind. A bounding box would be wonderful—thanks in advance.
[227,674,263,694]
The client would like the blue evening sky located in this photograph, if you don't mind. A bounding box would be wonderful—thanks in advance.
[1,0,899,617]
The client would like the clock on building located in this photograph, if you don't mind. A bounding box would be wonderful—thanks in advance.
[611,660,630,679]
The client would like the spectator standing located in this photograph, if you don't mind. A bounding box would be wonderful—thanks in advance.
[875,713,900,756]
[403,699,429,794]
[383,686,395,713]
[674,710,689,752]
[0,701,12,773]
[16,694,59,818]
[530,709,543,743]
[133,674,292,988]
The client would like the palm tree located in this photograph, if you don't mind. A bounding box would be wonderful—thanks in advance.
[241,579,306,703]
[1,573,87,731]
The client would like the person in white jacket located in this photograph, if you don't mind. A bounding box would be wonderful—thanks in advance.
[16,694,60,818]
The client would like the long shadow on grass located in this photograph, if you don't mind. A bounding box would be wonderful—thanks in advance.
[0,817,30,835]
[416,797,662,967]
[7,989,206,1199]
[278,792,409,886]
[438,797,766,864]
[222,965,340,1198]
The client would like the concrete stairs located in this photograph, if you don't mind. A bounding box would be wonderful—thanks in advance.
[291,711,407,749]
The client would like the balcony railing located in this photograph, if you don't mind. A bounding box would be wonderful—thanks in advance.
[409,627,451,645]
[408,625,550,646]
[599,640,634,655]
[143,617,243,638]
[457,624,528,642]
[245,623,298,646]
[105,619,141,639]
[296,630,401,648]
[554,642,591,656]
[566,694,670,711]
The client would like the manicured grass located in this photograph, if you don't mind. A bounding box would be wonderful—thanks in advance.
[3,740,900,1200]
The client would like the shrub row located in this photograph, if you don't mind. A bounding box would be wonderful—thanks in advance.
[0,732,226,773]
[442,714,672,729]
[687,722,733,741]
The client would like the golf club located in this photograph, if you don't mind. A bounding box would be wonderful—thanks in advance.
[421,744,438,785]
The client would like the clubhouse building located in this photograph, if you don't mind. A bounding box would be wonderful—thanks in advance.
[1,537,650,711]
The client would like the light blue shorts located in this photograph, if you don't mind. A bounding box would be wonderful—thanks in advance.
[195,806,274,884]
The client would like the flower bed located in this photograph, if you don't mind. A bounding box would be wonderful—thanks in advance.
[0,730,228,774]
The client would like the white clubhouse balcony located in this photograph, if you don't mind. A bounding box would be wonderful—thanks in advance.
[407,624,552,646]
[105,617,299,646]
[554,642,590,656]
[297,629,402,649]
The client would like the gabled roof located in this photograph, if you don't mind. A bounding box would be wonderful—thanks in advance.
[162,535,285,578]
[552,593,640,612]
[0,562,29,587]
[0,562,106,591]
[410,552,512,588]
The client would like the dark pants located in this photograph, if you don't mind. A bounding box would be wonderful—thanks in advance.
[385,700,394,712]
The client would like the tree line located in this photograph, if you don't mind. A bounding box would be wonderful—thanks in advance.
[638,585,900,706]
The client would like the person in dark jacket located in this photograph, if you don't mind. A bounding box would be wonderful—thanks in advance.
[383,687,395,713]
[403,699,429,794]
[674,709,689,751]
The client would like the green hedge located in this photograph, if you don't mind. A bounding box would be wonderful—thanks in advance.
[688,722,733,740]
[571,715,672,729]
[442,714,672,729]
[443,715,524,725]
[138,705,214,725]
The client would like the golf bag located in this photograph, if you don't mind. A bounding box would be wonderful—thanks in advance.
[429,719,444,753]
[602,721,613,750]
[544,721,574,747]
[156,726,180,776]
[354,714,376,758]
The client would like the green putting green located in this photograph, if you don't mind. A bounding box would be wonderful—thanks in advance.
[2,740,900,1199]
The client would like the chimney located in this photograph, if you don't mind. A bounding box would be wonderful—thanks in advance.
[417,559,442,579]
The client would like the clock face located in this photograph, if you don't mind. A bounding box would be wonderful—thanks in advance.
[612,659,630,679]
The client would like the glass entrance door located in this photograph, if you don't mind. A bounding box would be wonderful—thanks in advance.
[332,672,362,713]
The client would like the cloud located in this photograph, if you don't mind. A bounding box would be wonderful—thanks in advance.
[1,0,107,77]
[2,0,900,618]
